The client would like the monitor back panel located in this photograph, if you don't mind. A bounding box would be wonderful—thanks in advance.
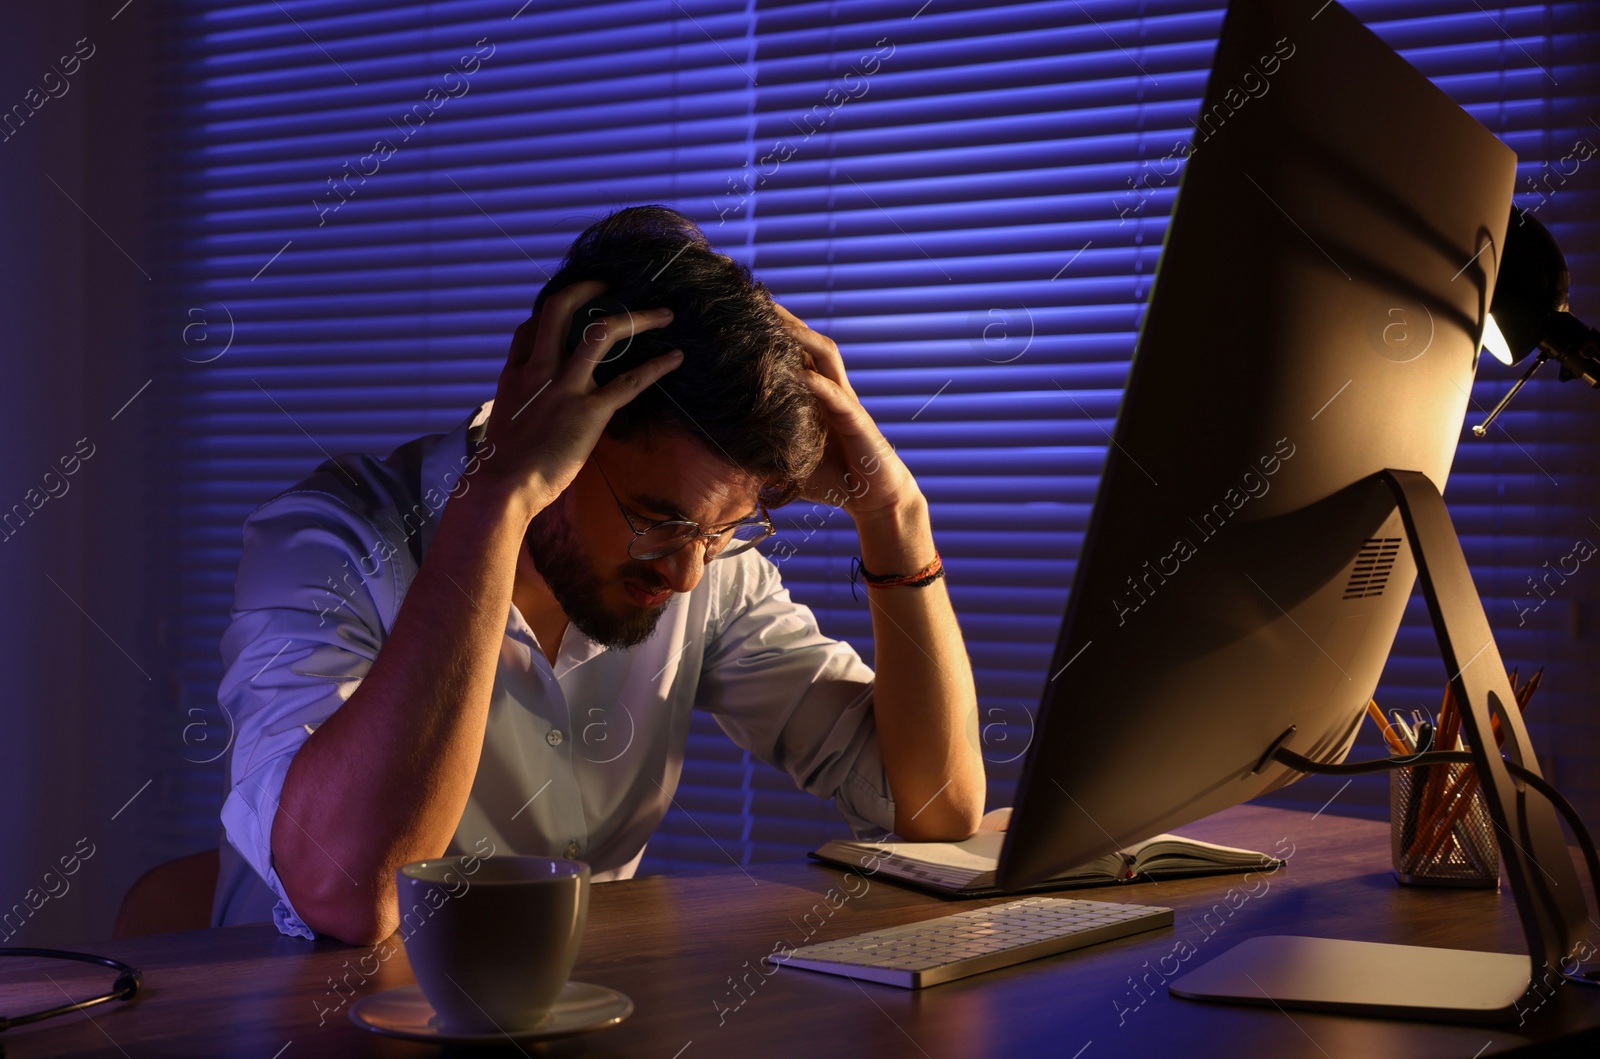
[998,0,1517,889]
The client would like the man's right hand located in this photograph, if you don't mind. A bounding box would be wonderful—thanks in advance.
[269,280,683,945]
[475,278,682,520]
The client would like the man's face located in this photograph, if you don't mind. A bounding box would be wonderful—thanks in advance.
[523,428,762,649]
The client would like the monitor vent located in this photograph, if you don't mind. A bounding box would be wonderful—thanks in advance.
[1343,537,1402,599]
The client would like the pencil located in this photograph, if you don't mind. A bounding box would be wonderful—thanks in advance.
[1414,681,1476,860]
[1367,698,1409,755]
[1416,670,1541,864]
[1520,667,1543,710]
[1414,685,1457,850]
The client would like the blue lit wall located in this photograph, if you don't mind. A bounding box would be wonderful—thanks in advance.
[0,0,1595,945]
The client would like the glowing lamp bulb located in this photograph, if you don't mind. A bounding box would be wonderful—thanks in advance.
[1482,313,1514,366]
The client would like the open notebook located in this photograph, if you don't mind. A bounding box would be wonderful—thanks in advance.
[809,830,1284,898]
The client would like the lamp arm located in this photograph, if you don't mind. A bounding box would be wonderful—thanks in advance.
[1543,311,1600,388]
[1472,351,1548,436]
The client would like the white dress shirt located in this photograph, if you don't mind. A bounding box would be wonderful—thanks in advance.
[214,400,897,940]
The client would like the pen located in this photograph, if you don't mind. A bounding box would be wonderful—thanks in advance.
[1390,710,1416,751]
[1402,720,1436,862]
[1399,720,1433,863]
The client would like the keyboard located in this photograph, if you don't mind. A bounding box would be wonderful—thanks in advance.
[779,896,1173,989]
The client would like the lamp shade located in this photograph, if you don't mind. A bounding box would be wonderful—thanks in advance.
[1487,211,1570,366]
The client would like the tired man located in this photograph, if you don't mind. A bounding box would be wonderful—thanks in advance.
[210,205,984,945]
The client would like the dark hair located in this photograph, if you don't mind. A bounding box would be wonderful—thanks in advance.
[534,205,824,508]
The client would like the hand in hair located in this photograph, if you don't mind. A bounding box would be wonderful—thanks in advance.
[476,279,683,521]
[773,302,923,521]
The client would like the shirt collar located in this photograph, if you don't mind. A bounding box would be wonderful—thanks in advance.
[418,399,494,561]
[415,399,613,670]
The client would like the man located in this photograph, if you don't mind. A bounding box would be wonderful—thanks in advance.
[211,205,985,946]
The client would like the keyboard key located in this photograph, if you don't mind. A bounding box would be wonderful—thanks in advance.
[780,897,1173,989]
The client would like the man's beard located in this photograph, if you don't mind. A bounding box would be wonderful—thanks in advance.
[522,498,671,650]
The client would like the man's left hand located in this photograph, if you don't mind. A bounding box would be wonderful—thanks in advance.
[773,302,921,520]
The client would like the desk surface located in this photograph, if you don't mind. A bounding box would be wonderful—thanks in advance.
[3,804,1598,1057]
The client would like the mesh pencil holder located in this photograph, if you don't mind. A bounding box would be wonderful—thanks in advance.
[1389,761,1499,888]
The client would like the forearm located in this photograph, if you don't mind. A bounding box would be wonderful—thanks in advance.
[266,278,684,945]
[271,483,532,944]
[856,494,985,840]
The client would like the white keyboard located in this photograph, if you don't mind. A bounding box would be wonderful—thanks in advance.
[779,896,1173,989]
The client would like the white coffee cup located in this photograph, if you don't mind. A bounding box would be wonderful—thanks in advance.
[396,855,589,1034]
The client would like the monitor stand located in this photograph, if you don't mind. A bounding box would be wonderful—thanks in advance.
[1168,935,1530,1022]
[1168,469,1591,1024]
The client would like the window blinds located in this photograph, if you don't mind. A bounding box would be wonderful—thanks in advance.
[163,0,1600,874]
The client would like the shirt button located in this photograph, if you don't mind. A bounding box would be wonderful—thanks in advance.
[546,728,564,746]
[564,841,580,858]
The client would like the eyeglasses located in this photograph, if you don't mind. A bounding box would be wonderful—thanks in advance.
[591,455,774,561]
[0,948,142,1032]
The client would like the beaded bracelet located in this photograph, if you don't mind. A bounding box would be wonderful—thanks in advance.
[848,551,944,600]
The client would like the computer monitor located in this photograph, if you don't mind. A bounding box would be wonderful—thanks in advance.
[995,0,1588,1020]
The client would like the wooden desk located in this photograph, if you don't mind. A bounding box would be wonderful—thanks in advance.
[3,805,1598,1057]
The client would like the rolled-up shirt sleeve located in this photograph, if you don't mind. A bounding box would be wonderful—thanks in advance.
[694,551,897,838]
[218,488,392,940]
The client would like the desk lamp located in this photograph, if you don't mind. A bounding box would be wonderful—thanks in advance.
[1475,210,1600,434]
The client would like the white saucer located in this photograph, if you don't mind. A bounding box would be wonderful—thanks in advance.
[348,980,633,1044]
